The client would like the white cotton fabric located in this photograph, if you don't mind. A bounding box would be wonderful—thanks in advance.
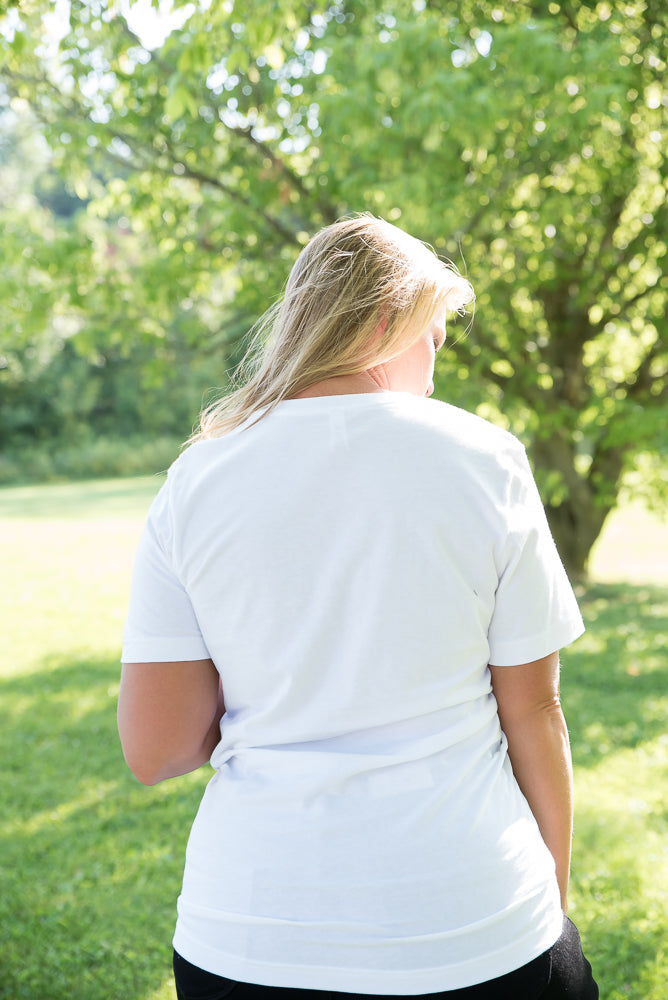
[122,392,584,994]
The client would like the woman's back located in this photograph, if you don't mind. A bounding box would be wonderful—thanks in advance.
[123,391,583,992]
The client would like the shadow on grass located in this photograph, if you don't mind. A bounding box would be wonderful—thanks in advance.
[564,582,668,769]
[1,652,204,1000]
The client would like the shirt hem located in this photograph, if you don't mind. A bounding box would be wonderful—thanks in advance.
[120,637,210,662]
[172,911,563,995]
[488,618,584,667]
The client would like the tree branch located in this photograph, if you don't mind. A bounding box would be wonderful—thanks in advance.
[4,68,306,246]
[216,118,339,225]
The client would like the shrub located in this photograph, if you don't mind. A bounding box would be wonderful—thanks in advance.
[0,434,182,485]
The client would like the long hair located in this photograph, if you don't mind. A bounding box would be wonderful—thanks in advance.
[191,214,474,441]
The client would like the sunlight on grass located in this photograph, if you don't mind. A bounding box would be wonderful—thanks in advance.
[0,475,164,520]
[144,980,181,1000]
[571,739,668,1000]
[563,583,668,1000]
[589,499,668,585]
[2,520,143,673]
[1,477,667,999]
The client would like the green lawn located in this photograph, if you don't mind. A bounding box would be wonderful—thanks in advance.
[1,478,667,999]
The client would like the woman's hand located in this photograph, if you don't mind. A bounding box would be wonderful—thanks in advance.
[118,658,225,785]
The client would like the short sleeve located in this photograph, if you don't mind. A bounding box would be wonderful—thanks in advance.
[121,479,210,663]
[487,446,584,666]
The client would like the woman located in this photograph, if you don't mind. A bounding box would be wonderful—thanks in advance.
[119,215,598,999]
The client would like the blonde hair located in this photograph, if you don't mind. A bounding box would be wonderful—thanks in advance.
[191,214,474,441]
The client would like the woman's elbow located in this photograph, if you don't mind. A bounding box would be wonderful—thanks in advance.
[130,765,165,786]
[117,721,175,784]
[119,730,213,784]
[120,744,167,786]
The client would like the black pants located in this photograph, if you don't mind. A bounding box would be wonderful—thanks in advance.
[173,914,598,1000]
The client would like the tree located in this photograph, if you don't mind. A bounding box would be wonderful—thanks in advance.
[1,0,666,576]
[0,106,213,464]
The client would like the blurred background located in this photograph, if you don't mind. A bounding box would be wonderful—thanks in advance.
[1,0,667,576]
[0,3,666,999]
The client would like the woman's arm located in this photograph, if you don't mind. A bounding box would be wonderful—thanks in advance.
[118,658,225,786]
[489,651,573,913]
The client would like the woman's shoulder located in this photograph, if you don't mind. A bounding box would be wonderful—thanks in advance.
[398,394,523,457]
[156,436,229,504]
[167,431,243,475]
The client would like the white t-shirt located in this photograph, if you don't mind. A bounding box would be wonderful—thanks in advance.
[122,392,584,994]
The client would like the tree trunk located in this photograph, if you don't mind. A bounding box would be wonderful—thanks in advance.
[532,431,623,583]
[545,497,611,583]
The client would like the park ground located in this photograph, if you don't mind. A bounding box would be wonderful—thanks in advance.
[0,477,666,999]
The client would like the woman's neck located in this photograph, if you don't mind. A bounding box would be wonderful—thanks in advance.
[287,371,385,399]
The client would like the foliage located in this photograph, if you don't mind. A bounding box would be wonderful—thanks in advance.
[0,1,667,574]
[0,432,181,485]
[1,477,667,998]
[0,109,220,469]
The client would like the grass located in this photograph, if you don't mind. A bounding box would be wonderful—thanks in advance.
[563,583,668,997]
[1,478,667,999]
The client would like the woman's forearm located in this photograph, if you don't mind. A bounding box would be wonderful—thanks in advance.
[503,701,573,911]
[489,653,573,913]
